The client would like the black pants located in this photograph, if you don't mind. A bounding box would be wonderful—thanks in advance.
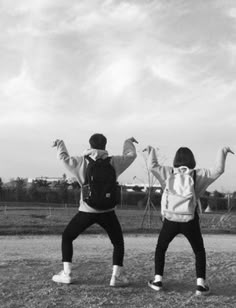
[155,216,206,279]
[62,210,124,266]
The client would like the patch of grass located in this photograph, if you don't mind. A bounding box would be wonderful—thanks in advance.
[0,206,236,235]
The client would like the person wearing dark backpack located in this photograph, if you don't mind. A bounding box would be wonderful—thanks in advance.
[52,134,138,286]
[144,145,234,296]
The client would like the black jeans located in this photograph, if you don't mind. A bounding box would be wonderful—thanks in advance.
[62,210,124,266]
[155,215,206,279]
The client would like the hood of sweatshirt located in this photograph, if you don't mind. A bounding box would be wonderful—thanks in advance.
[82,149,109,161]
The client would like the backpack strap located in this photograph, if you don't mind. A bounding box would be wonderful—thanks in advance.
[84,155,94,163]
[105,156,112,163]
[84,155,111,163]
[192,169,203,215]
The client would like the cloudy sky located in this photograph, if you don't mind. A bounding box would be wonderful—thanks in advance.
[0,0,236,192]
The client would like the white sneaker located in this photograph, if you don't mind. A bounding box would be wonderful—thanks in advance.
[195,285,210,296]
[148,280,163,291]
[52,271,72,284]
[110,273,129,287]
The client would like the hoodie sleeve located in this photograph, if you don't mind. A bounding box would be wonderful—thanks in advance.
[110,138,137,178]
[146,146,172,188]
[56,140,86,185]
[195,147,232,197]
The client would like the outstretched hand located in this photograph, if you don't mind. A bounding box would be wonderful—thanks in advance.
[143,145,159,153]
[143,145,153,153]
[52,139,60,147]
[130,137,139,144]
[227,147,235,155]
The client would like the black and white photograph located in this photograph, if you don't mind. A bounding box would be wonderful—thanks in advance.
[0,0,235,307]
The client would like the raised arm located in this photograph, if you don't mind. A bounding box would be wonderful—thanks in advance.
[145,146,172,188]
[111,137,138,177]
[214,146,234,175]
[195,146,234,196]
[52,139,84,174]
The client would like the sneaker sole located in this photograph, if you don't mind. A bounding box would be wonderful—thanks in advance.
[148,281,162,291]
[110,275,129,287]
[195,290,210,296]
[52,277,72,284]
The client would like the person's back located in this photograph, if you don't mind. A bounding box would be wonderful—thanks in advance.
[52,134,138,287]
[54,134,137,213]
[145,145,234,296]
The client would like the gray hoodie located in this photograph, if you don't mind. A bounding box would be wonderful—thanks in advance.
[147,146,231,198]
[56,138,137,213]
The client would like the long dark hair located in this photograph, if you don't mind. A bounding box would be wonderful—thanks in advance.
[173,147,196,169]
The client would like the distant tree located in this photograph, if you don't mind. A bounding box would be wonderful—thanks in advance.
[27,180,38,202]
[70,181,81,205]
[15,177,27,201]
[57,175,69,204]
[71,181,80,190]
[232,191,236,199]
[34,179,51,188]
[212,190,224,198]
[203,190,211,197]
[26,179,52,202]
[132,185,143,192]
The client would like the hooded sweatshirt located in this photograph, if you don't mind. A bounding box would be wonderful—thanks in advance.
[147,146,230,199]
[56,138,137,213]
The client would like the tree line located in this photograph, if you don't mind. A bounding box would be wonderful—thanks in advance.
[0,176,234,211]
[0,176,81,205]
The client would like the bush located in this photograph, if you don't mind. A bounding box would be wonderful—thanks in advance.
[121,191,161,208]
[207,196,228,211]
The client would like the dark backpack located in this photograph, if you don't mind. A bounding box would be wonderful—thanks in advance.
[82,156,120,210]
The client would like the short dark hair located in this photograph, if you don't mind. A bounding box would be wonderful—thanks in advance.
[89,133,107,150]
[173,147,196,169]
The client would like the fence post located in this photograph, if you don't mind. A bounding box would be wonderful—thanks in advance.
[227,194,230,212]
[227,194,233,212]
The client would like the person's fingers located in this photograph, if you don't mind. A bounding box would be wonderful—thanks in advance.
[52,139,60,147]
[130,137,139,144]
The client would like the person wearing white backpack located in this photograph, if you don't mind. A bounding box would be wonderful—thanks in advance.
[144,145,234,296]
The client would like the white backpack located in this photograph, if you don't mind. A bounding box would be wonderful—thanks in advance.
[161,167,197,222]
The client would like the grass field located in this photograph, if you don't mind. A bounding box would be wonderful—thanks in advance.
[0,205,236,235]
[0,234,236,308]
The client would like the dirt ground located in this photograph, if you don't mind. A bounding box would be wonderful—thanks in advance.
[0,234,235,308]
[0,233,236,260]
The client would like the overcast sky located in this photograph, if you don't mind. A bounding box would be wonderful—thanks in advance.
[0,0,236,192]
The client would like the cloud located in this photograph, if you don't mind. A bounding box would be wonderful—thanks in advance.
[0,0,236,190]
[0,0,210,119]
[227,7,236,19]
[224,42,236,67]
[90,53,140,97]
[0,61,53,126]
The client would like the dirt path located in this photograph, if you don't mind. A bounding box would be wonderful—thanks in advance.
[0,234,235,308]
[0,234,235,261]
